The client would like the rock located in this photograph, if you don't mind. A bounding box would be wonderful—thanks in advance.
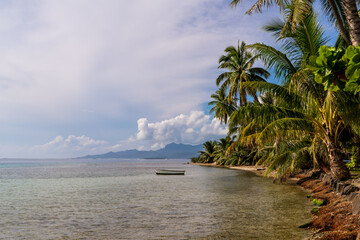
[306,170,322,178]
[342,185,359,196]
[335,183,348,194]
[340,183,350,194]
[351,194,360,215]
[347,192,359,201]
[322,174,333,185]
[330,179,338,189]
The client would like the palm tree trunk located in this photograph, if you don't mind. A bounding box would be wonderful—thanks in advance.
[327,143,350,180]
[240,88,247,106]
[341,0,360,46]
[327,0,352,46]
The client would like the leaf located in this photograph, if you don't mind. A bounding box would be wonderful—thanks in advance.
[316,55,327,66]
[314,74,323,84]
[345,46,357,59]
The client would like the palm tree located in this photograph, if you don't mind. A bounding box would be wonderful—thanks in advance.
[197,141,217,163]
[213,136,233,164]
[230,0,360,46]
[226,10,359,180]
[231,82,360,179]
[216,41,270,107]
[208,88,236,124]
[263,10,328,65]
[341,0,360,45]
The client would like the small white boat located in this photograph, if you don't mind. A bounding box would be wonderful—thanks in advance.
[155,169,185,175]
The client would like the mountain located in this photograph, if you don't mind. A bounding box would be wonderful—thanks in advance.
[78,143,203,159]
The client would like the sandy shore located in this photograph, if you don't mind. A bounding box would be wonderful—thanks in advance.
[190,163,301,180]
[190,163,267,176]
[229,165,267,175]
[190,163,263,173]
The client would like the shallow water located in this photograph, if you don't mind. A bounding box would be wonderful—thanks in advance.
[0,159,312,239]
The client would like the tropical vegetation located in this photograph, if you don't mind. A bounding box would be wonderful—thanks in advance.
[192,1,360,180]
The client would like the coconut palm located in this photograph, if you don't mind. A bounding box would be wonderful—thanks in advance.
[231,81,360,179]
[197,140,217,163]
[208,88,236,124]
[213,136,256,166]
[341,0,360,45]
[250,9,328,79]
[230,0,360,46]
[216,41,270,107]
[213,136,233,164]
[226,10,359,180]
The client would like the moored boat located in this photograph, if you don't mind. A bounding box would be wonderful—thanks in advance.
[155,169,185,175]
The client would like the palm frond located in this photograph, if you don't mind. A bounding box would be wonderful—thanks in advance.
[240,81,302,107]
[257,118,312,144]
[229,103,306,131]
[248,43,296,83]
[281,0,313,33]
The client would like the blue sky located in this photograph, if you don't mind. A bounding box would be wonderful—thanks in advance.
[0,0,338,158]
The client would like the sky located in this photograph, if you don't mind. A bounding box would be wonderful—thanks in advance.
[0,0,338,158]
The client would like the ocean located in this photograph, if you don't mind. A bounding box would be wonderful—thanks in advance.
[0,158,312,239]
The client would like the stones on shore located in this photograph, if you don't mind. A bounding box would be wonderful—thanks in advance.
[344,185,360,196]
[352,195,360,215]
[318,173,360,196]
[298,172,360,239]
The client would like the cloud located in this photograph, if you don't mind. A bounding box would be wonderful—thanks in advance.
[32,135,122,158]
[20,111,227,157]
[42,135,107,149]
[134,111,227,148]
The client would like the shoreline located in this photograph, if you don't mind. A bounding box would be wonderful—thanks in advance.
[190,162,301,181]
[191,162,360,239]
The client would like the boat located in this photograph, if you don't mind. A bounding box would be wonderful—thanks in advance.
[155,169,185,175]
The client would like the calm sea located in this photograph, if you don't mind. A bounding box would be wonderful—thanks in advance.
[0,158,312,239]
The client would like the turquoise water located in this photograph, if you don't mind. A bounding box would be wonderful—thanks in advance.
[0,159,312,239]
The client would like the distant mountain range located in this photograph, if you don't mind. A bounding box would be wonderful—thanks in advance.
[78,143,203,159]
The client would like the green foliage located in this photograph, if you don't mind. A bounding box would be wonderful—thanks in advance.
[190,156,201,163]
[346,156,357,169]
[190,137,259,167]
[311,207,320,215]
[344,46,360,93]
[307,46,347,91]
[307,45,360,93]
[313,198,324,206]
[208,89,236,124]
[191,141,217,164]
[216,41,269,107]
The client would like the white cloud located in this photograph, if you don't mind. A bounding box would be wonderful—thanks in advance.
[134,111,227,148]
[31,135,122,158]
[22,112,227,157]
[42,135,107,149]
